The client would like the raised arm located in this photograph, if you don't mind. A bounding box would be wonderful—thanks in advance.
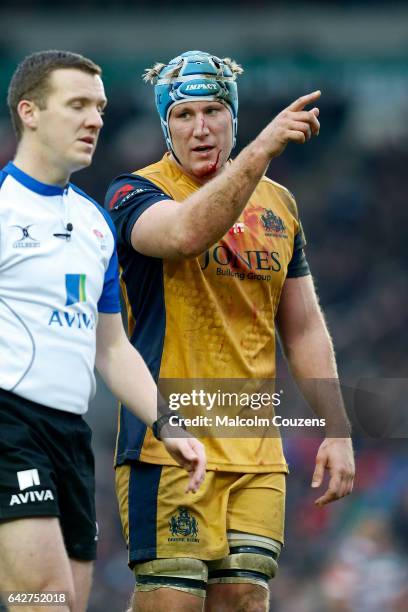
[276,275,355,506]
[131,91,321,259]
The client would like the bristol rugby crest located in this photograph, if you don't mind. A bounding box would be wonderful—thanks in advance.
[168,507,199,543]
[260,209,287,238]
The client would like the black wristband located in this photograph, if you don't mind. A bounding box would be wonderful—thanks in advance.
[152,413,185,440]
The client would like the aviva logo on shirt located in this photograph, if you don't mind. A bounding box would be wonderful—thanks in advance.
[65,274,87,306]
[48,273,95,330]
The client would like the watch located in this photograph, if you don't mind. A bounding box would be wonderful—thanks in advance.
[152,413,186,440]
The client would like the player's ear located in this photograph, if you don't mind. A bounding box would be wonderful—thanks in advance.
[17,99,40,132]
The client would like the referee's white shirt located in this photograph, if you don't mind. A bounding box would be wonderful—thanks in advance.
[0,162,121,414]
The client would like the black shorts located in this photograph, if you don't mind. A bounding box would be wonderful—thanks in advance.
[0,388,97,561]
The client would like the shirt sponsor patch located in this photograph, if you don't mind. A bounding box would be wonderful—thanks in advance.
[10,468,54,506]
[108,184,136,210]
[109,181,168,211]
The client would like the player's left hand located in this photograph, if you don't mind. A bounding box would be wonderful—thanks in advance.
[161,429,207,494]
[311,437,355,506]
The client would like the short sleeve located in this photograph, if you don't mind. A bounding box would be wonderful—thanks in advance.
[97,210,121,313]
[287,227,310,278]
[105,174,171,247]
[97,248,121,313]
[69,182,121,313]
[282,189,311,279]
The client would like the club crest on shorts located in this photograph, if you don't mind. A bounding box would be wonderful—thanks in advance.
[168,507,199,543]
[260,209,287,238]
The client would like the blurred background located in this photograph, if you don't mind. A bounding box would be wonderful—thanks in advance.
[0,1,407,610]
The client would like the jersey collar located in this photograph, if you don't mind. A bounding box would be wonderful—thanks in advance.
[3,162,67,196]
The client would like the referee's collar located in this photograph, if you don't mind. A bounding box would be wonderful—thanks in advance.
[3,162,68,196]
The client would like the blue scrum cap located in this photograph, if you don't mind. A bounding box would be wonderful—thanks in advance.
[143,50,243,152]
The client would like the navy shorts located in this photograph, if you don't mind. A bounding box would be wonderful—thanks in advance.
[0,388,97,561]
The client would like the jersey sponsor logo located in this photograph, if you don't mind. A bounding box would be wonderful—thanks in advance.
[48,274,95,330]
[109,183,137,210]
[168,507,199,543]
[11,224,40,248]
[200,245,281,274]
[260,209,287,238]
[10,469,54,506]
[17,468,40,490]
[111,187,163,211]
[48,310,95,329]
[115,189,147,208]
[65,274,87,306]
[109,180,167,211]
[9,489,54,506]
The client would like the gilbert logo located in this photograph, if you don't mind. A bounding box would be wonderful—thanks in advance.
[12,224,40,248]
[9,468,54,506]
[17,468,40,490]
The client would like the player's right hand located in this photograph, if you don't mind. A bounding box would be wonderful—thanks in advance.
[257,90,321,159]
[311,437,355,506]
[161,429,207,494]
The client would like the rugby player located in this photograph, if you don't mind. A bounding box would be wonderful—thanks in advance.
[106,51,355,611]
[0,50,205,612]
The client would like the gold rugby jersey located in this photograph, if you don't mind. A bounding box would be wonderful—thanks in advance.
[106,153,310,472]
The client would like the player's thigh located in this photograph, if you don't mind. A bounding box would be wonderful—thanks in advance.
[227,471,286,543]
[204,472,286,611]
[206,530,279,612]
[133,588,204,612]
[116,465,233,609]
[0,516,74,596]
[205,582,268,612]
[116,464,232,565]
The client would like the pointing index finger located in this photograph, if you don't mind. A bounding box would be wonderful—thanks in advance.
[288,90,321,112]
